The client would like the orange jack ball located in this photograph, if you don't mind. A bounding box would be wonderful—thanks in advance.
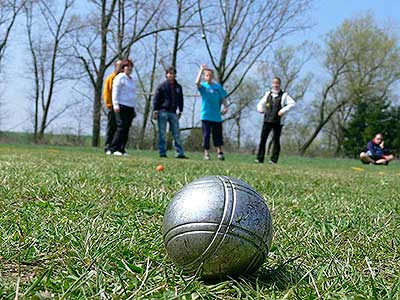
[156,165,165,172]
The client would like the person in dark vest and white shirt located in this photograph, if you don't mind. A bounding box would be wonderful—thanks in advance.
[152,67,188,159]
[256,77,296,164]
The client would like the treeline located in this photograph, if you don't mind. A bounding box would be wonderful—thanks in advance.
[0,1,399,157]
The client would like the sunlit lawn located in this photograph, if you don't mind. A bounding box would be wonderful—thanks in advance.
[0,144,399,299]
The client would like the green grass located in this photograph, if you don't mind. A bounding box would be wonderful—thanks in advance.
[0,144,399,299]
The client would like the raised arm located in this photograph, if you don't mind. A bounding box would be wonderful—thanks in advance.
[195,64,206,89]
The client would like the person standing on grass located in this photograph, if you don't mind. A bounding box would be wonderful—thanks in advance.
[195,64,229,161]
[103,59,122,155]
[109,59,137,156]
[360,133,394,165]
[255,77,296,164]
[152,67,188,159]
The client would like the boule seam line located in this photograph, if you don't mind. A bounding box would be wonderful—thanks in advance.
[195,176,238,266]
[172,176,233,270]
[163,222,270,254]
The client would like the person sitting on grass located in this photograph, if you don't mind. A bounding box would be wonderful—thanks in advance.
[360,133,394,165]
[195,64,229,161]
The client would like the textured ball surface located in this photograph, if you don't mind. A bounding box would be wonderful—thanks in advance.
[162,176,273,278]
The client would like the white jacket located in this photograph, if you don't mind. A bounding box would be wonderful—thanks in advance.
[257,90,296,125]
[112,73,136,109]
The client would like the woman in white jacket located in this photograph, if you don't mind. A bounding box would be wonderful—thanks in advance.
[109,59,137,156]
[255,77,295,164]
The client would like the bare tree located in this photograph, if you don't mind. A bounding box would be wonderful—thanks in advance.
[25,0,79,141]
[258,43,315,100]
[25,1,40,139]
[228,44,313,151]
[134,32,160,149]
[298,61,350,155]
[197,0,312,93]
[227,79,259,149]
[299,15,400,155]
[135,0,200,148]
[73,0,117,147]
[326,89,354,156]
[196,0,313,142]
[73,0,176,147]
[0,0,26,129]
[0,0,26,65]
[167,0,199,70]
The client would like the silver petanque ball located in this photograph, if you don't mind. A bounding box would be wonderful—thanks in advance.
[162,176,273,278]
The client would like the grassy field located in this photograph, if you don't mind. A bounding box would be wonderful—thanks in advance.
[0,144,399,299]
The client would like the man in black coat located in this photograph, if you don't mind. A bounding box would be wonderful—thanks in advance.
[153,67,188,158]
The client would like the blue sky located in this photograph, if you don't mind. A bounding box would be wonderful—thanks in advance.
[2,0,400,133]
[309,0,400,38]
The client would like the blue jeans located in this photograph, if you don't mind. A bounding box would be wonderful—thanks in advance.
[158,111,184,156]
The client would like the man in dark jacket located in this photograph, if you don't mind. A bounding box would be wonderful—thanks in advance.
[153,67,187,158]
[360,133,394,165]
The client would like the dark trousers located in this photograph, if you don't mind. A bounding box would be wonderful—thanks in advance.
[202,120,223,150]
[109,105,136,153]
[257,122,283,163]
[104,109,117,152]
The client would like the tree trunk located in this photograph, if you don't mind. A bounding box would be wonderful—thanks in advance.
[151,119,157,150]
[235,116,241,150]
[26,6,40,143]
[91,0,112,147]
[334,142,342,156]
[334,127,345,157]
[91,76,104,147]
[299,102,346,155]
[38,10,65,140]
[138,95,152,149]
[171,0,182,70]
[138,33,159,148]
[117,0,125,55]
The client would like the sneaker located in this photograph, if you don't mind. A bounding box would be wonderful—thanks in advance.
[123,152,129,157]
[113,151,123,156]
[176,154,189,159]
[217,152,225,161]
[268,160,277,164]
[204,154,211,161]
[105,150,112,155]
[254,159,263,164]
[160,154,167,158]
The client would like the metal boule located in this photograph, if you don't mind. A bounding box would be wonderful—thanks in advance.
[162,176,273,278]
